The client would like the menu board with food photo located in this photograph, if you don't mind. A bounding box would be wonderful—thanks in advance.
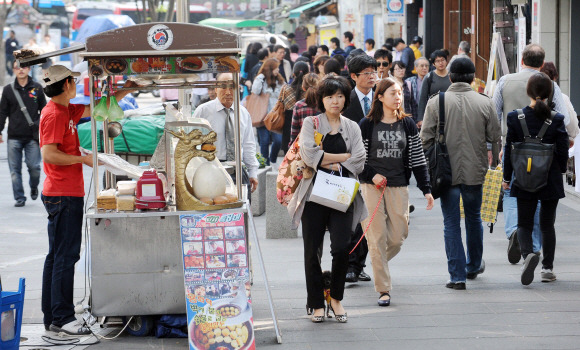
[88,55,240,77]
[179,213,255,350]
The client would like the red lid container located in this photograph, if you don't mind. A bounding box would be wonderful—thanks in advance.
[135,169,166,209]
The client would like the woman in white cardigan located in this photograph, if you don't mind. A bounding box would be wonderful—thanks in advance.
[288,75,368,324]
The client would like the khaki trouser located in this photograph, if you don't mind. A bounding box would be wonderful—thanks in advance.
[361,184,409,293]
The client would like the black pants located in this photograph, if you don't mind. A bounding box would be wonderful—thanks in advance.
[517,198,558,270]
[302,201,353,309]
[281,110,293,155]
[348,223,368,275]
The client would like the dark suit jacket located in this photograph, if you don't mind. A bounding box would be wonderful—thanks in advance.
[343,89,365,124]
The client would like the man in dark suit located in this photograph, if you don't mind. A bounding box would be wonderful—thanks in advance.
[343,54,378,283]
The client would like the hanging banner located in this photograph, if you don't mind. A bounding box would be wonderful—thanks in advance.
[338,0,362,47]
[386,0,405,23]
[179,213,255,350]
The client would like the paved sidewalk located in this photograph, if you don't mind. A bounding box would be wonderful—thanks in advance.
[1,139,580,349]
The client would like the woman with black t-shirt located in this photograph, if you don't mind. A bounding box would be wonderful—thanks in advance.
[359,78,434,307]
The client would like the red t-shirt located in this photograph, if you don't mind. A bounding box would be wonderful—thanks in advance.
[40,101,86,197]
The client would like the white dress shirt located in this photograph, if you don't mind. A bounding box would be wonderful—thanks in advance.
[354,86,373,115]
[192,98,259,178]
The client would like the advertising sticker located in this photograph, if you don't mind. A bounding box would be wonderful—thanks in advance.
[179,213,255,350]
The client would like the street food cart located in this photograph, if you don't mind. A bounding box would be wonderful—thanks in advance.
[17,22,269,348]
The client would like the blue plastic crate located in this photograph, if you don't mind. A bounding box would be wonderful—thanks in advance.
[1,278,26,350]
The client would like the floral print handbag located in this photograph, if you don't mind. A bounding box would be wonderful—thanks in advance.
[276,116,321,206]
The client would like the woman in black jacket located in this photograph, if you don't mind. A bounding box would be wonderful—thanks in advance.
[502,72,568,286]
[359,78,434,307]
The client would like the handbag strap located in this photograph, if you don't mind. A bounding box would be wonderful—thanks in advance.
[11,82,34,126]
[518,108,553,141]
[516,109,531,139]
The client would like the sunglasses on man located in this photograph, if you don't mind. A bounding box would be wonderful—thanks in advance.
[377,62,390,67]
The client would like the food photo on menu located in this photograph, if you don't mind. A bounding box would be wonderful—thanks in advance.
[206,255,226,268]
[224,226,245,239]
[222,269,238,280]
[182,227,202,241]
[205,283,220,297]
[226,240,246,254]
[206,270,221,281]
[184,255,204,269]
[227,254,247,268]
[183,242,203,255]
[205,240,225,254]
[203,227,224,240]
[194,285,206,297]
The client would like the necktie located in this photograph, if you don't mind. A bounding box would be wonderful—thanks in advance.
[363,96,370,116]
[224,108,236,161]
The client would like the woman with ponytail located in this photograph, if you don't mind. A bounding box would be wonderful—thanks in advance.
[289,73,321,147]
[502,72,569,285]
[279,62,310,153]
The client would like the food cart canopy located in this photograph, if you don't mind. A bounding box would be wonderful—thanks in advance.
[199,18,268,29]
[288,0,327,18]
[74,14,136,44]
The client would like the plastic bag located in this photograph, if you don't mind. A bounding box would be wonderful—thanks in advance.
[108,95,124,122]
[92,95,108,121]
[154,314,187,338]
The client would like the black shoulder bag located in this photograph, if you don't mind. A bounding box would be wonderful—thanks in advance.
[11,82,39,140]
[424,92,452,199]
[510,109,556,192]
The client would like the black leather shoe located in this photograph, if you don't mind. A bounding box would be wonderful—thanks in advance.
[409,204,415,213]
[345,271,358,283]
[14,200,25,207]
[358,270,371,281]
[378,292,391,306]
[507,230,521,264]
[466,259,486,280]
[445,281,466,290]
[31,188,38,200]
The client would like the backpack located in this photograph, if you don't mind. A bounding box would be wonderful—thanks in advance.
[510,109,557,192]
[424,92,452,199]
[276,115,320,206]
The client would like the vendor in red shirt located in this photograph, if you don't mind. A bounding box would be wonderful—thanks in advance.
[39,65,136,335]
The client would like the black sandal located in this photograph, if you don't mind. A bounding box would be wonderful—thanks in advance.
[378,292,391,307]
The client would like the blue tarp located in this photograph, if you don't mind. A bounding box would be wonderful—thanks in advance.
[74,15,136,44]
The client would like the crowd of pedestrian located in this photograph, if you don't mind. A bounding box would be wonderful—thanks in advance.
[236,32,577,323]
[2,28,576,331]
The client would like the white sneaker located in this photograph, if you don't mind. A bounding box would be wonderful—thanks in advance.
[50,319,91,335]
[541,268,557,282]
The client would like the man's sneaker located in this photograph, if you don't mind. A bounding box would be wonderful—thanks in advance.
[14,200,25,207]
[31,188,38,200]
[466,260,486,280]
[507,230,521,264]
[50,320,91,335]
[521,253,540,285]
[358,270,371,281]
[445,281,466,290]
[345,271,358,283]
[541,268,557,282]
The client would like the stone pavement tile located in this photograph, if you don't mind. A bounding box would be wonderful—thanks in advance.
[409,290,547,305]
[372,324,520,340]
[429,311,579,327]
[356,302,495,317]
[510,323,580,337]
[276,327,378,343]
[260,339,462,350]
[453,336,580,350]
[484,300,580,314]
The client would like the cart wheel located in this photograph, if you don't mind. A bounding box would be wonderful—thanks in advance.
[132,91,140,98]
[151,90,160,98]
[122,315,154,337]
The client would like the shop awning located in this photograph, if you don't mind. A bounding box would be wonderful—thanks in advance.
[199,18,268,29]
[288,0,327,18]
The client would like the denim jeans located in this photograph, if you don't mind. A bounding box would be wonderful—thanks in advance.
[6,54,14,76]
[7,139,41,202]
[41,195,84,327]
[502,153,542,252]
[440,184,484,283]
[256,126,282,165]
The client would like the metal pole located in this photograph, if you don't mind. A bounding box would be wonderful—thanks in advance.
[246,200,282,344]
[102,119,110,189]
[176,0,189,114]
[89,76,99,206]
[233,75,243,199]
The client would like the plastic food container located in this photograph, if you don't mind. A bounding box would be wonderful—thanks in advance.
[117,195,136,211]
[117,181,137,196]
